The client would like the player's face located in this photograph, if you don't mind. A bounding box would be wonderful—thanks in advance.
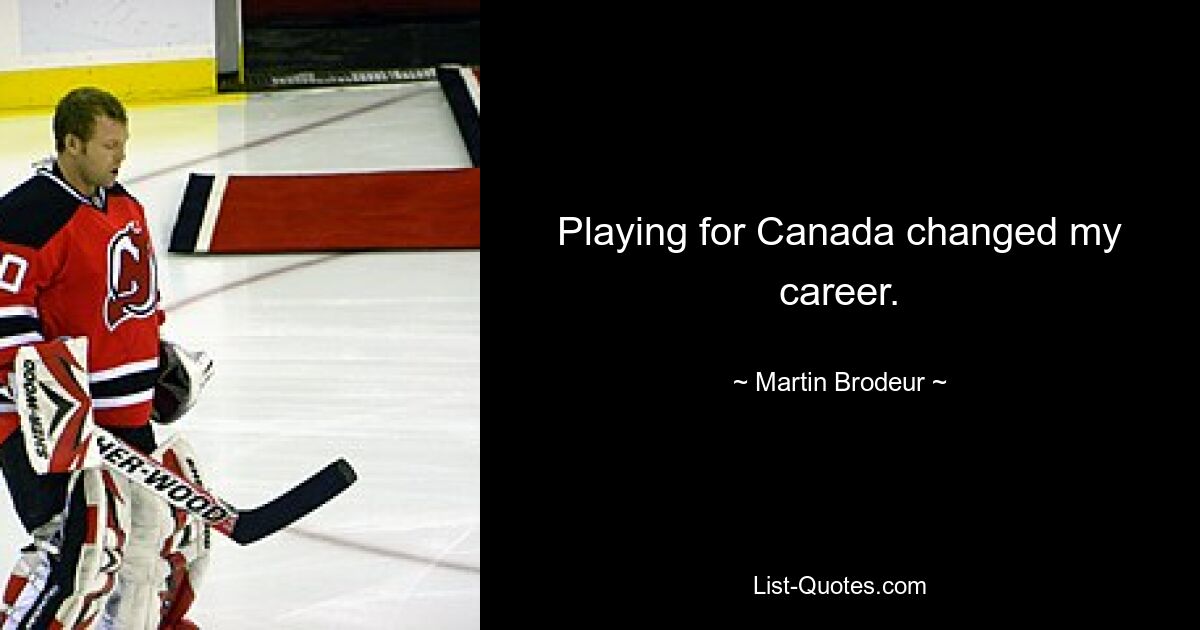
[79,116,128,190]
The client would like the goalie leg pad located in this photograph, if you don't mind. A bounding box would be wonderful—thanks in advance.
[155,435,211,627]
[0,516,59,626]
[104,435,211,630]
[13,468,130,630]
[105,481,173,630]
[0,432,65,627]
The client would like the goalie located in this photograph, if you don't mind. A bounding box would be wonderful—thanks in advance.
[0,88,214,629]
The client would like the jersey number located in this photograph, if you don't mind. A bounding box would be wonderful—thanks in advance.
[0,253,29,294]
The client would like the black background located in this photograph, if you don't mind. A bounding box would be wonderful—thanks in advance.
[497,9,1182,624]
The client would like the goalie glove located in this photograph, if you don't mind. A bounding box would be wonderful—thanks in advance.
[152,340,214,425]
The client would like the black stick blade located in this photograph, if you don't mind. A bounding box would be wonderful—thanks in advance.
[229,458,358,545]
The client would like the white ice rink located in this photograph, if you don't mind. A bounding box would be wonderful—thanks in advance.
[0,84,480,628]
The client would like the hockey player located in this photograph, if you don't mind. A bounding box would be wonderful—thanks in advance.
[0,88,212,629]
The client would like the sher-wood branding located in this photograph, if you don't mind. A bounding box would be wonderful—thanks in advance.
[94,432,233,523]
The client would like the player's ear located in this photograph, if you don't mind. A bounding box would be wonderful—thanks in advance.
[65,133,83,155]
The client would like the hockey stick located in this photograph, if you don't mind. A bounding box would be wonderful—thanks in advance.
[90,429,356,544]
[10,337,357,545]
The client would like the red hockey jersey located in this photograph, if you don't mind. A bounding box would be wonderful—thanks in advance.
[0,165,162,442]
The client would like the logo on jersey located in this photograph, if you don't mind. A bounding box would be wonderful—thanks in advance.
[105,222,158,331]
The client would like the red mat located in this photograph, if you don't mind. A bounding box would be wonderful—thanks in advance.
[170,168,480,253]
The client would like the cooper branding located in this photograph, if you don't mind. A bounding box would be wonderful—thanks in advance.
[21,359,49,459]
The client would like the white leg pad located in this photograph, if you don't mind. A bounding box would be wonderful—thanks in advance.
[104,434,213,629]
[0,517,58,628]
[7,469,130,629]
[155,435,212,627]
[104,479,173,629]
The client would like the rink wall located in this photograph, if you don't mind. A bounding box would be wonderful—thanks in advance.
[243,0,479,24]
[0,0,216,111]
